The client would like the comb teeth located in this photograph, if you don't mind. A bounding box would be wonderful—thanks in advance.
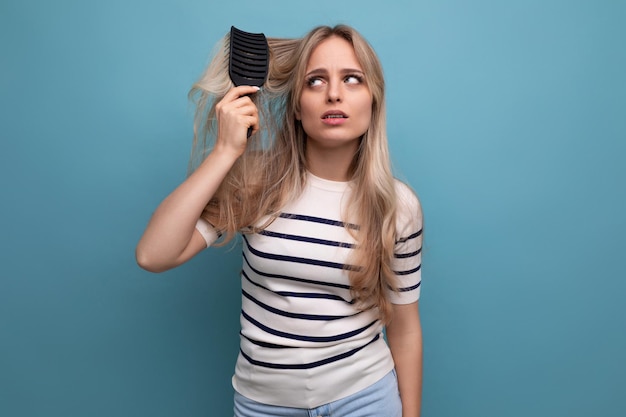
[229,26,269,87]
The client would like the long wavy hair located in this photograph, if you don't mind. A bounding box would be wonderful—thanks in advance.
[189,25,401,322]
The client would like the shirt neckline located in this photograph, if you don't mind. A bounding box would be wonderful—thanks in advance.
[306,171,351,192]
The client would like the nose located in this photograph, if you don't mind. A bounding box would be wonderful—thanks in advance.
[326,79,342,103]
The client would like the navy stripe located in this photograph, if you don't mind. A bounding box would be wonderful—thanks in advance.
[244,235,359,271]
[243,252,352,290]
[398,281,421,292]
[242,289,354,321]
[241,309,378,343]
[396,229,422,243]
[241,333,290,349]
[275,291,354,303]
[279,213,359,230]
[394,264,421,276]
[259,230,355,249]
[242,269,352,303]
[395,247,422,259]
[240,334,380,370]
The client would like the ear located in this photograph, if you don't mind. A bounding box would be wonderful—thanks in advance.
[295,110,301,121]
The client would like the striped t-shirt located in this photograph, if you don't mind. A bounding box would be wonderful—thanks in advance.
[196,172,422,408]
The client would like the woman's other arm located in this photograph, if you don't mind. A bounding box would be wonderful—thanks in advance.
[386,301,423,417]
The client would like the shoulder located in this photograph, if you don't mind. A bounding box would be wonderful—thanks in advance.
[393,179,422,215]
[393,179,423,231]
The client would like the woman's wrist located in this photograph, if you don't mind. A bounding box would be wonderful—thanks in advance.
[209,142,245,165]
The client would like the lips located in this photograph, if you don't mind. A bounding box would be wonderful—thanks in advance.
[321,110,348,119]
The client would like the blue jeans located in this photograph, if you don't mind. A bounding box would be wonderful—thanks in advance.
[233,369,402,417]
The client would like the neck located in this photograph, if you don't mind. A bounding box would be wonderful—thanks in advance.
[305,140,358,181]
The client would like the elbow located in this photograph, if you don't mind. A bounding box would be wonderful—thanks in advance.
[135,247,169,273]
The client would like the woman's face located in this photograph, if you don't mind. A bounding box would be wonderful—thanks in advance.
[297,36,373,150]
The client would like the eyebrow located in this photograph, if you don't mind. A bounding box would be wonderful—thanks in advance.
[305,67,365,77]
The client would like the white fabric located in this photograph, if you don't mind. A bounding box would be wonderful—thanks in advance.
[195,172,422,408]
[195,217,219,247]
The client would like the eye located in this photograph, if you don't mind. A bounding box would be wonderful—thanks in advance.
[306,76,324,87]
[344,74,364,84]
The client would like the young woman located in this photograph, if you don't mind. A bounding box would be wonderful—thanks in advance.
[136,25,423,417]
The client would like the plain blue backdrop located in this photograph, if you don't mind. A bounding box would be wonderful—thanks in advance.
[1,1,624,416]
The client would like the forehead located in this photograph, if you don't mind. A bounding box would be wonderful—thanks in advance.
[305,36,362,71]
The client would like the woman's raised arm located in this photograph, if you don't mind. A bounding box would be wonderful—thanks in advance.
[135,85,260,272]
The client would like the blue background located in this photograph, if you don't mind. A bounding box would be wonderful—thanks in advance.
[1,0,624,416]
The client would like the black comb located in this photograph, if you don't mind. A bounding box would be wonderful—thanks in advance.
[229,26,269,88]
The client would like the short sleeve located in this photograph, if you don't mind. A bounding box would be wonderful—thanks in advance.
[387,181,423,304]
[195,217,220,248]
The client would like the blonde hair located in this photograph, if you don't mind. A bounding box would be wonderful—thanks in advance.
[189,25,406,322]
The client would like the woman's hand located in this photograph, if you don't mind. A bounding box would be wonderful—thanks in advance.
[214,85,260,159]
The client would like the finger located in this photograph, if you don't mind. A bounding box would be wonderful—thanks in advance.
[223,85,261,102]
[248,118,261,136]
[247,110,259,135]
[216,98,258,123]
[229,95,258,110]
